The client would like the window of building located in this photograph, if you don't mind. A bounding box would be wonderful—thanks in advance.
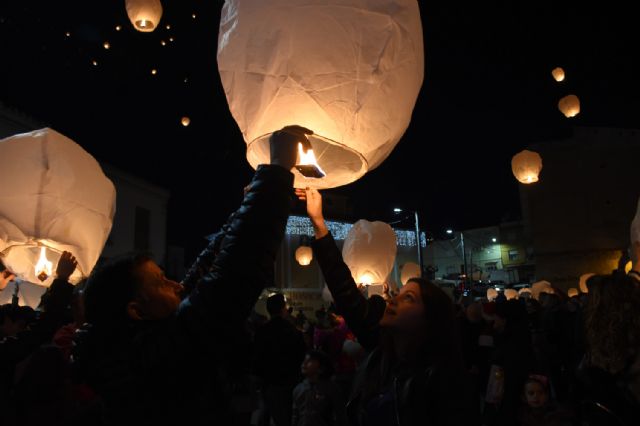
[508,249,519,261]
[485,262,498,271]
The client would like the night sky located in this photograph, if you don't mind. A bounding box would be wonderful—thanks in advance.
[2,1,639,260]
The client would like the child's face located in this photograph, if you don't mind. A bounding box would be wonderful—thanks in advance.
[525,382,548,409]
[301,355,320,379]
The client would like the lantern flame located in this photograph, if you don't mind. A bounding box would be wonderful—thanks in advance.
[136,19,154,30]
[35,247,53,282]
[297,143,326,175]
[358,273,375,286]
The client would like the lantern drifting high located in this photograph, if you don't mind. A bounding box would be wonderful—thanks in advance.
[511,150,543,184]
[181,116,191,127]
[217,0,424,189]
[126,0,163,32]
[295,246,313,266]
[558,94,580,118]
[342,220,397,286]
[400,262,421,286]
[0,128,116,286]
[579,273,595,294]
[551,67,565,82]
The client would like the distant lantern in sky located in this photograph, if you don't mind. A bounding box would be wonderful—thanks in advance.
[551,67,565,82]
[192,13,197,19]
[558,94,580,118]
[65,31,71,37]
[151,69,157,75]
[115,25,122,31]
[166,24,171,30]
[295,246,313,266]
[125,0,163,32]
[0,129,115,286]
[181,116,190,127]
[169,37,174,42]
[92,60,98,66]
[103,41,110,50]
[342,220,397,286]
[161,40,166,46]
[511,150,542,184]
[579,273,595,294]
[217,0,424,189]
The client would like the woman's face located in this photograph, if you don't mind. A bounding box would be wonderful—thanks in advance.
[524,381,548,409]
[379,281,425,330]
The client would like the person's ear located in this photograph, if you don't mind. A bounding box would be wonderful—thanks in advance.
[127,301,144,320]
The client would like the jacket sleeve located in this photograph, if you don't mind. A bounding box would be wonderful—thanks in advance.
[311,233,385,351]
[177,165,294,338]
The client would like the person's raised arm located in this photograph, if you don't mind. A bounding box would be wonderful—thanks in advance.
[296,188,384,350]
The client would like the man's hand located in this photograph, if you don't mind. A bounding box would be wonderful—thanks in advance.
[56,251,78,282]
[269,125,313,171]
[0,270,16,291]
[295,187,328,239]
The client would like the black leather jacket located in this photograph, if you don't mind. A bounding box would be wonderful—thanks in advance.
[312,233,480,426]
[73,165,294,426]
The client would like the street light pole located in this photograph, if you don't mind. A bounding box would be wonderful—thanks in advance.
[460,231,467,288]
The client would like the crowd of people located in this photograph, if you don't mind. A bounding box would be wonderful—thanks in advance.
[0,126,638,425]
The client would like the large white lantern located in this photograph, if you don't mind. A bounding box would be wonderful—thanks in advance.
[0,280,47,308]
[0,129,116,286]
[551,67,565,82]
[518,288,532,299]
[400,262,421,286]
[567,288,579,298]
[504,289,518,300]
[558,94,580,118]
[579,273,595,294]
[531,281,552,300]
[217,0,424,189]
[126,0,163,32]
[511,150,543,184]
[342,220,397,286]
[295,245,313,266]
[486,288,498,301]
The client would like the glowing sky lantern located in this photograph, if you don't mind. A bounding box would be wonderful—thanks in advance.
[531,281,552,300]
[126,0,163,32]
[181,116,191,127]
[217,0,424,188]
[0,128,115,286]
[401,262,422,286]
[512,150,542,184]
[579,273,595,294]
[486,288,498,301]
[295,246,313,266]
[342,220,397,286]
[551,67,565,82]
[504,289,518,300]
[568,288,579,298]
[558,94,580,118]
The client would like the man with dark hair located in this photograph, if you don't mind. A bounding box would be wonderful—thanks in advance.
[74,126,312,425]
[254,293,306,426]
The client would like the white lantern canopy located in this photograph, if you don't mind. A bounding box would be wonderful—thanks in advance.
[0,129,116,286]
[511,150,543,184]
[342,220,397,286]
[579,273,594,294]
[486,288,498,301]
[504,289,518,300]
[558,94,580,118]
[400,262,421,286]
[567,287,579,298]
[295,245,313,266]
[0,280,47,308]
[531,281,552,300]
[551,67,565,82]
[126,0,163,32]
[217,0,424,189]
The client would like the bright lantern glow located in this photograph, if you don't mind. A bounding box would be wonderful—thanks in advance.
[217,0,424,189]
[558,94,580,118]
[295,246,313,266]
[531,281,552,300]
[551,67,565,82]
[103,42,110,50]
[568,288,579,298]
[34,247,53,282]
[400,262,421,286]
[126,0,163,33]
[181,116,191,127]
[115,25,122,31]
[579,273,594,294]
[504,289,518,300]
[342,220,397,288]
[161,40,166,46]
[625,261,632,274]
[486,288,498,301]
[151,69,157,75]
[511,150,542,184]
[297,143,326,175]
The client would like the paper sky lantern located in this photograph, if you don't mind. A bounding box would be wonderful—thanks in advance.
[531,281,552,300]
[0,129,116,286]
[217,0,424,189]
[558,94,580,118]
[568,288,579,298]
[0,280,47,308]
[295,246,313,266]
[486,288,498,301]
[126,0,163,32]
[504,289,518,300]
[181,116,191,127]
[579,273,594,294]
[518,288,532,298]
[551,67,565,82]
[512,150,542,184]
[400,262,421,285]
[342,220,397,286]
